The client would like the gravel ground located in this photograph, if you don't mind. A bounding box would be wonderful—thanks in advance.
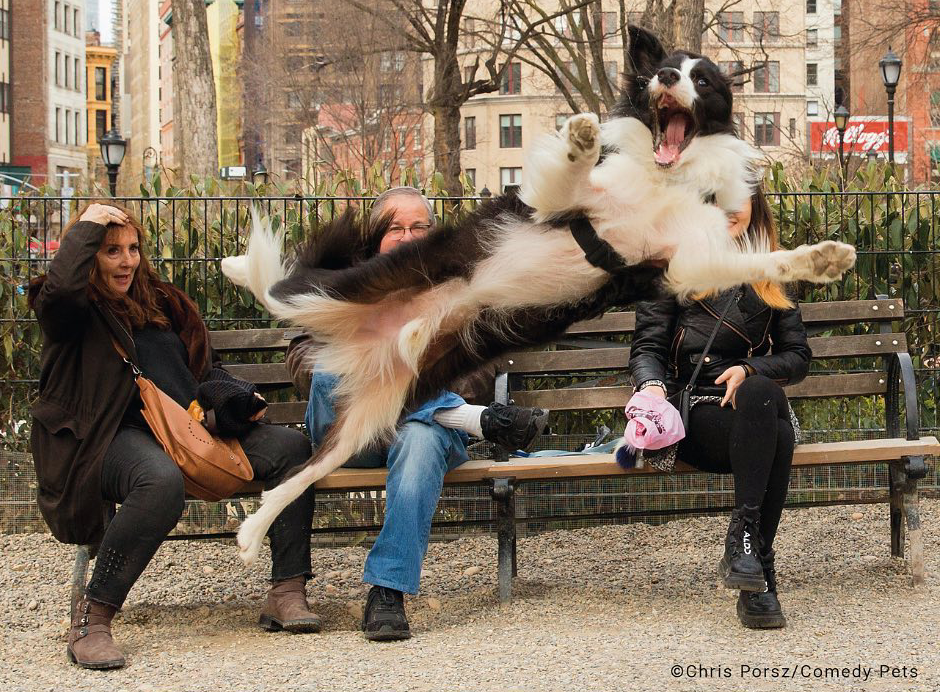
[3,500,940,692]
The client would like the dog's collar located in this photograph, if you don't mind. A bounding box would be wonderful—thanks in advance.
[569,216,629,275]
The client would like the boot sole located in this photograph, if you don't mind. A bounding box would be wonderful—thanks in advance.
[67,646,125,670]
[363,624,412,641]
[259,613,322,633]
[718,556,767,592]
[736,600,787,629]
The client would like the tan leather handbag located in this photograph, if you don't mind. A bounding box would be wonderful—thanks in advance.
[113,338,254,502]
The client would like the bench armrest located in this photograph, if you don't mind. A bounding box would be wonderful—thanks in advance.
[886,351,920,441]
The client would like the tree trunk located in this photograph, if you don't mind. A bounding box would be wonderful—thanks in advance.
[172,0,219,180]
[676,0,705,53]
[431,103,463,196]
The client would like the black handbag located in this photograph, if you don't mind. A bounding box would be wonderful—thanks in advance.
[669,291,739,429]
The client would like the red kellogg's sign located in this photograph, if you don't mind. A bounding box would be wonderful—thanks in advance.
[810,119,909,155]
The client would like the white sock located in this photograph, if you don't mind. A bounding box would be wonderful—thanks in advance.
[433,404,486,438]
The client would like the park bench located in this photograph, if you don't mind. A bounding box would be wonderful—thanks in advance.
[71,297,940,607]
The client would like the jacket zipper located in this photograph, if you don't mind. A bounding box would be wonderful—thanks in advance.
[700,300,753,356]
[669,326,685,376]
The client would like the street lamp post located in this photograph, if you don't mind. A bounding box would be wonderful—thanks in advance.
[834,105,850,189]
[98,128,127,197]
[879,48,902,166]
[252,161,268,186]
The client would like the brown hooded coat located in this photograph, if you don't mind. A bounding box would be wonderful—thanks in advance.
[29,221,212,545]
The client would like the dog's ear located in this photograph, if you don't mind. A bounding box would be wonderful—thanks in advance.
[627,25,667,77]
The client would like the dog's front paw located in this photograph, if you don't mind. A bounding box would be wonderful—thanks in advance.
[781,241,857,283]
[564,113,601,165]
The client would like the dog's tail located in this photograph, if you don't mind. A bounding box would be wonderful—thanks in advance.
[221,209,290,315]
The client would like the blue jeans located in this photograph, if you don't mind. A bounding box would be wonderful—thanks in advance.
[305,372,468,594]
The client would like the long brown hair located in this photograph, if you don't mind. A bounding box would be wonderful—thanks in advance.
[745,188,793,310]
[61,200,171,329]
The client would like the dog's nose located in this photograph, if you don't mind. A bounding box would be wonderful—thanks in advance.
[656,67,681,87]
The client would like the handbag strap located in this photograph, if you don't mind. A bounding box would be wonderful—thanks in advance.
[684,290,739,392]
[109,334,142,378]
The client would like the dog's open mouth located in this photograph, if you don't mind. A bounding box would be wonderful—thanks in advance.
[652,94,697,167]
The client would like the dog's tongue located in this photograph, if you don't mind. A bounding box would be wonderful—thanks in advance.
[654,113,691,165]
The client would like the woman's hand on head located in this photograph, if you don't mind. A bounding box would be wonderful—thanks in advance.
[80,204,130,227]
[715,366,748,408]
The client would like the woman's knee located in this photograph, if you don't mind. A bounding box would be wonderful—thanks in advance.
[135,463,186,528]
[735,374,786,411]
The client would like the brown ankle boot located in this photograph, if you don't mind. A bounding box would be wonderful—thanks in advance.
[259,576,322,633]
[67,596,125,669]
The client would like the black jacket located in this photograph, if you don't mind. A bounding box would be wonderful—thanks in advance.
[629,286,811,398]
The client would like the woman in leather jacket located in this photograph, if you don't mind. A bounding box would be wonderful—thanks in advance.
[629,190,811,629]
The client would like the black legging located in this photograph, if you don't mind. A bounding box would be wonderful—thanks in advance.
[677,375,794,551]
[87,423,315,609]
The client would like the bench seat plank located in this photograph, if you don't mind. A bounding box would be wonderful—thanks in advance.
[230,437,938,495]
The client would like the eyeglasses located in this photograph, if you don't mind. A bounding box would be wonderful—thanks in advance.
[385,223,432,240]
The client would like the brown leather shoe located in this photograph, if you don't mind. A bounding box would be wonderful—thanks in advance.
[259,576,322,633]
[67,596,125,669]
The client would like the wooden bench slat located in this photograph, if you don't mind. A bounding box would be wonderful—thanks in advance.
[225,363,290,385]
[265,401,308,424]
[511,373,890,410]
[233,437,939,493]
[497,334,909,374]
[211,328,304,352]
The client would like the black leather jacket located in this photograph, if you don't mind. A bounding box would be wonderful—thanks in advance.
[629,286,812,398]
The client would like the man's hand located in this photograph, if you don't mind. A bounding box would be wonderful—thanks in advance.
[715,366,748,408]
[79,203,130,227]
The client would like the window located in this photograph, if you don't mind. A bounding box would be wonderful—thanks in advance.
[500,167,522,192]
[65,109,71,144]
[555,113,569,131]
[95,67,106,100]
[464,116,476,150]
[806,29,818,47]
[74,8,80,36]
[378,84,403,103]
[500,62,521,95]
[64,55,71,89]
[464,65,476,84]
[753,12,779,42]
[591,61,619,90]
[464,18,476,46]
[287,92,302,109]
[717,12,745,42]
[931,91,940,127]
[465,168,476,186]
[833,25,842,42]
[64,4,70,35]
[0,9,9,40]
[96,109,107,142]
[807,0,817,12]
[555,61,575,94]
[499,114,522,148]
[55,108,61,143]
[55,2,60,30]
[380,52,406,72]
[718,61,744,92]
[807,100,819,116]
[753,62,780,93]
[55,51,61,86]
[74,58,80,92]
[754,112,779,146]
[789,118,796,139]
[806,63,818,86]
[601,11,618,37]
[0,81,8,113]
[75,112,81,145]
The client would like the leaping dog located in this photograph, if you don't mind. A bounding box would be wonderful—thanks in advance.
[221,27,856,564]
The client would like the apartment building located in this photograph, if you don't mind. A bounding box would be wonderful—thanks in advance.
[85,30,116,182]
[0,0,10,166]
[121,0,160,184]
[438,0,831,194]
[12,1,88,188]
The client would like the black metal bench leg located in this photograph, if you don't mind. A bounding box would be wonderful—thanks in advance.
[889,462,905,558]
[491,477,516,605]
[70,545,92,622]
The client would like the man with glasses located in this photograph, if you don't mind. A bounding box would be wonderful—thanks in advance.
[286,187,547,640]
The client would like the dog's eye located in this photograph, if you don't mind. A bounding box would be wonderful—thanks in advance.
[697,78,709,87]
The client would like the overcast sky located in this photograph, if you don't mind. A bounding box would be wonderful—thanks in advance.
[99,3,112,44]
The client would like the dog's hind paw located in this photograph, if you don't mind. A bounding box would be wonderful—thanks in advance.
[564,113,601,165]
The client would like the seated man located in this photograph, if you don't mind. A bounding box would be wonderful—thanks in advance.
[286,187,547,641]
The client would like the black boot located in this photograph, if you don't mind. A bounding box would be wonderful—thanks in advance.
[362,586,411,641]
[480,402,549,453]
[737,550,786,629]
[718,504,766,591]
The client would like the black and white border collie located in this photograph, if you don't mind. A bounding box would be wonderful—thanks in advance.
[222,27,856,564]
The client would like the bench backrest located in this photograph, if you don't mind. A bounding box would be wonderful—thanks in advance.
[211,299,907,424]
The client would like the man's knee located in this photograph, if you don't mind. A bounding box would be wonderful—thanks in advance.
[389,422,452,475]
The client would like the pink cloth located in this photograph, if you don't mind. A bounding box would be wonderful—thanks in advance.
[622,390,686,450]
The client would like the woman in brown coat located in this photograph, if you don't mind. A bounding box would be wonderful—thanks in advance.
[29,202,319,669]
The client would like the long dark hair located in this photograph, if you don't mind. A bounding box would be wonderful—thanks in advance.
[31,201,171,329]
[746,187,793,310]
